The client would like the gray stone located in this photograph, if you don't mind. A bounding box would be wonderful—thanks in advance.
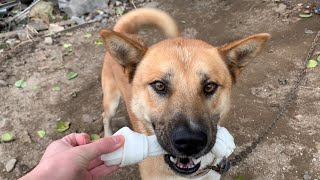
[303,171,312,180]
[275,3,287,13]
[0,117,10,129]
[5,38,19,46]
[44,37,53,45]
[82,114,94,123]
[71,16,86,25]
[294,114,303,120]
[0,79,8,86]
[115,1,122,6]
[58,0,110,17]
[21,131,32,143]
[5,159,17,172]
[94,14,104,22]
[143,2,160,8]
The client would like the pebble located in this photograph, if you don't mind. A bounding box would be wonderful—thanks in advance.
[5,159,17,172]
[82,114,94,123]
[304,171,312,180]
[21,130,32,143]
[5,38,20,46]
[44,37,53,45]
[275,3,287,13]
[71,16,86,25]
[0,79,8,86]
[0,116,10,129]
[94,14,104,22]
[115,1,122,6]
[294,114,303,120]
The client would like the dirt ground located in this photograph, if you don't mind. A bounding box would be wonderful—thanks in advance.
[1,0,320,179]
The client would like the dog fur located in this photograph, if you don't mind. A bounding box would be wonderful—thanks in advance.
[100,8,270,180]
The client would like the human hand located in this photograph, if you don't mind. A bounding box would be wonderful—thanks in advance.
[20,133,124,180]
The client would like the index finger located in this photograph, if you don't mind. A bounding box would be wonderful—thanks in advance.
[74,135,124,162]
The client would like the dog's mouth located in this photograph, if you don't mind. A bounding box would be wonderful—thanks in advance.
[164,154,201,175]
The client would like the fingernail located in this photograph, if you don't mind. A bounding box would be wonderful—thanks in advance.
[112,135,123,145]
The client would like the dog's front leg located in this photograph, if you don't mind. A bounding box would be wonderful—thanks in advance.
[101,61,121,136]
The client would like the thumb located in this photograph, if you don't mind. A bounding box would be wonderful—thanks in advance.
[74,135,124,162]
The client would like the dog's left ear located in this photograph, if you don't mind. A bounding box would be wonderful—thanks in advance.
[100,29,147,82]
[218,33,270,82]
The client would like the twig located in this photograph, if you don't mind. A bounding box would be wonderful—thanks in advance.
[9,20,98,50]
[130,0,137,9]
[5,0,41,24]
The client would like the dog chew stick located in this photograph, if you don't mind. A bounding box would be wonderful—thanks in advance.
[101,126,235,167]
[101,127,166,167]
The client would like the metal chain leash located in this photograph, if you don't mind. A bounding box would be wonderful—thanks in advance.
[207,30,320,173]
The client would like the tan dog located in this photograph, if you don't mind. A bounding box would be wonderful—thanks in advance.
[100,8,270,180]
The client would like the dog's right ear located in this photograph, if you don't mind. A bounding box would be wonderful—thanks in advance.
[100,29,147,82]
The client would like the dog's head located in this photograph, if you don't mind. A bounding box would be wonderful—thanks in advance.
[101,30,270,177]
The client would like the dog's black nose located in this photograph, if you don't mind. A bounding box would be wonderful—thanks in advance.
[172,125,207,156]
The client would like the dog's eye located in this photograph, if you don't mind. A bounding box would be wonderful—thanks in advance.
[150,81,167,95]
[203,82,218,95]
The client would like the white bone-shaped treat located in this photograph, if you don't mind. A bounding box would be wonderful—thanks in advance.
[101,126,235,167]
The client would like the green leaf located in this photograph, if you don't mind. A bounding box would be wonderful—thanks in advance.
[116,7,124,16]
[55,121,71,133]
[1,132,14,142]
[15,79,27,88]
[94,39,103,46]
[52,86,61,91]
[67,72,78,80]
[234,176,244,180]
[84,33,92,38]
[307,59,318,68]
[37,130,46,138]
[90,134,101,141]
[299,14,313,18]
[317,55,320,62]
[63,43,72,48]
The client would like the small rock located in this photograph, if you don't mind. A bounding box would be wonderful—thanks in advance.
[17,32,29,41]
[0,79,8,86]
[94,14,104,22]
[315,92,320,99]
[115,1,122,6]
[294,114,303,120]
[0,116,10,129]
[305,29,314,34]
[5,159,17,172]
[278,79,288,85]
[49,24,64,33]
[143,2,160,8]
[21,131,32,143]
[5,38,19,46]
[44,37,53,45]
[82,114,94,123]
[304,171,312,180]
[275,3,287,13]
[71,16,86,25]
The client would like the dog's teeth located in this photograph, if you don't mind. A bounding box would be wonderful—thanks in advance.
[192,158,201,164]
[170,156,177,163]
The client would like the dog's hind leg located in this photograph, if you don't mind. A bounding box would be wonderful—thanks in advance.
[102,62,121,136]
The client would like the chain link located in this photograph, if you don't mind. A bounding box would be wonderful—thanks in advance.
[225,31,320,167]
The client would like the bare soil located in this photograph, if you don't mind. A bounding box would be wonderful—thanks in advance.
[1,0,320,179]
